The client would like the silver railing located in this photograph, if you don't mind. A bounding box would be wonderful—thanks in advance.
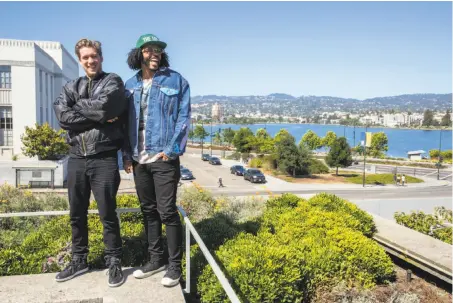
[0,206,241,303]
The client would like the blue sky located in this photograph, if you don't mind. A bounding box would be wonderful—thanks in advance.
[0,1,451,99]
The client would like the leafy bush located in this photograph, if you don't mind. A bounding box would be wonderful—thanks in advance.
[198,194,395,302]
[441,150,452,161]
[177,184,219,223]
[249,157,263,168]
[307,193,376,237]
[21,122,69,160]
[0,194,149,276]
[226,151,241,160]
[394,210,452,244]
[308,159,329,174]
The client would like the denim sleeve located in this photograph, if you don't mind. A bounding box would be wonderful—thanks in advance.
[163,79,191,158]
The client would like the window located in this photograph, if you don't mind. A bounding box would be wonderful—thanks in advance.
[32,171,42,178]
[0,107,12,129]
[0,66,11,89]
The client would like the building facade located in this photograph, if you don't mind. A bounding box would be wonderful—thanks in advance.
[211,102,224,122]
[0,39,79,157]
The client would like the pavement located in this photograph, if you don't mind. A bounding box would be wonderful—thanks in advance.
[0,268,185,303]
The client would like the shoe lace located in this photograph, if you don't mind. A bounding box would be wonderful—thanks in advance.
[167,264,180,274]
[106,258,121,277]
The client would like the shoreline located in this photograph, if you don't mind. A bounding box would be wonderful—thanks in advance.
[194,121,452,131]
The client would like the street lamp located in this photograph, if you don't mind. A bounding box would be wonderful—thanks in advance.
[210,119,213,156]
[437,128,443,180]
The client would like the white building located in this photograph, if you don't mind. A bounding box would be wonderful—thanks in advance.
[211,102,224,122]
[0,39,78,157]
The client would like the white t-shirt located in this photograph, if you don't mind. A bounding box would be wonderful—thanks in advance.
[133,79,160,164]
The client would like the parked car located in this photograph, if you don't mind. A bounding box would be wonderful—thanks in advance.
[230,165,245,176]
[201,154,211,161]
[209,157,222,165]
[244,169,266,183]
[180,168,194,180]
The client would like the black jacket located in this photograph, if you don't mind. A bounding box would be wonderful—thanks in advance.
[53,72,128,157]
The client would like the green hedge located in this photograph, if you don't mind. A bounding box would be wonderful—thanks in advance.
[197,194,395,302]
[308,159,329,174]
[0,194,148,276]
[394,210,452,244]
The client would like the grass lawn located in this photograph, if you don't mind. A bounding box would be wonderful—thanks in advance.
[346,173,424,185]
[268,170,424,185]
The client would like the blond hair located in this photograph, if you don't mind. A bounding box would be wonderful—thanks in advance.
[74,38,103,59]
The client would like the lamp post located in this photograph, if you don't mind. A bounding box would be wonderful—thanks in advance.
[362,124,368,188]
[210,119,213,157]
[437,128,443,180]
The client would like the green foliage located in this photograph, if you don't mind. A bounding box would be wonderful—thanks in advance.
[222,128,236,146]
[326,137,353,175]
[441,110,452,127]
[321,131,337,151]
[308,159,329,174]
[232,127,255,153]
[20,123,69,160]
[368,132,388,158]
[441,150,452,161]
[307,193,376,237]
[178,185,219,223]
[347,174,423,185]
[301,130,322,150]
[193,125,209,143]
[0,194,148,276]
[422,109,435,127]
[273,129,293,145]
[275,134,299,176]
[249,157,264,168]
[429,149,440,159]
[394,210,452,244]
[198,193,395,302]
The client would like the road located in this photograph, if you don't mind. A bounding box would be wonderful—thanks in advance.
[180,148,452,221]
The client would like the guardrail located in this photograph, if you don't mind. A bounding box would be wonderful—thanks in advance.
[0,206,241,303]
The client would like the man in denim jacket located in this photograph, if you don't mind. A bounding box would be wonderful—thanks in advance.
[122,34,191,287]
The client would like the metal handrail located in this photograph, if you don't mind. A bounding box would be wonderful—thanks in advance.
[0,206,241,303]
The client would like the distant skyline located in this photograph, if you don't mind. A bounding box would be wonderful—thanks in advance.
[0,1,451,99]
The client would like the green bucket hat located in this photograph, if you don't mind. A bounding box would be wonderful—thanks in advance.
[136,34,167,49]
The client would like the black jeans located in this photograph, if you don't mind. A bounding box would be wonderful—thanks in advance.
[133,157,182,267]
[67,153,122,260]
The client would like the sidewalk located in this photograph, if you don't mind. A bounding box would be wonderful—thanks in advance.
[0,268,185,303]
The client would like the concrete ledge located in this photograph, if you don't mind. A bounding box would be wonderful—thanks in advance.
[0,268,185,303]
[372,214,452,284]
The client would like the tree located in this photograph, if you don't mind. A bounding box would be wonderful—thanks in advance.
[194,125,209,144]
[21,123,69,160]
[422,110,434,127]
[232,127,254,153]
[321,131,337,152]
[222,128,236,147]
[326,137,353,175]
[300,130,322,150]
[188,129,195,144]
[368,132,389,158]
[441,110,452,127]
[255,128,274,153]
[275,135,299,177]
[274,129,293,145]
[213,131,222,145]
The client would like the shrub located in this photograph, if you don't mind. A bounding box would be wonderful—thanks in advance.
[226,151,241,160]
[308,159,329,174]
[198,232,312,303]
[394,210,452,244]
[249,157,263,168]
[177,185,219,223]
[0,193,150,276]
[21,122,69,160]
[307,193,376,237]
[441,150,452,161]
[347,174,423,185]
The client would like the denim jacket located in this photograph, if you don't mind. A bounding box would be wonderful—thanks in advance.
[122,67,191,162]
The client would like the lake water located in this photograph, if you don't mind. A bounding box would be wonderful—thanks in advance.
[197,123,452,158]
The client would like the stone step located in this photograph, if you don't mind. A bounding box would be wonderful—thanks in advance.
[0,268,186,303]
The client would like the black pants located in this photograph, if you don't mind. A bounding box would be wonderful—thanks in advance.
[67,153,122,260]
[133,157,182,267]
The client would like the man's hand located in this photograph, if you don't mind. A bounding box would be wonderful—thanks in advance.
[158,152,170,161]
[124,160,133,174]
[107,117,119,123]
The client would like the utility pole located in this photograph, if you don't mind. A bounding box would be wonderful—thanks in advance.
[353,123,356,147]
[362,125,368,188]
[210,119,213,156]
[201,121,204,157]
[437,128,442,180]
